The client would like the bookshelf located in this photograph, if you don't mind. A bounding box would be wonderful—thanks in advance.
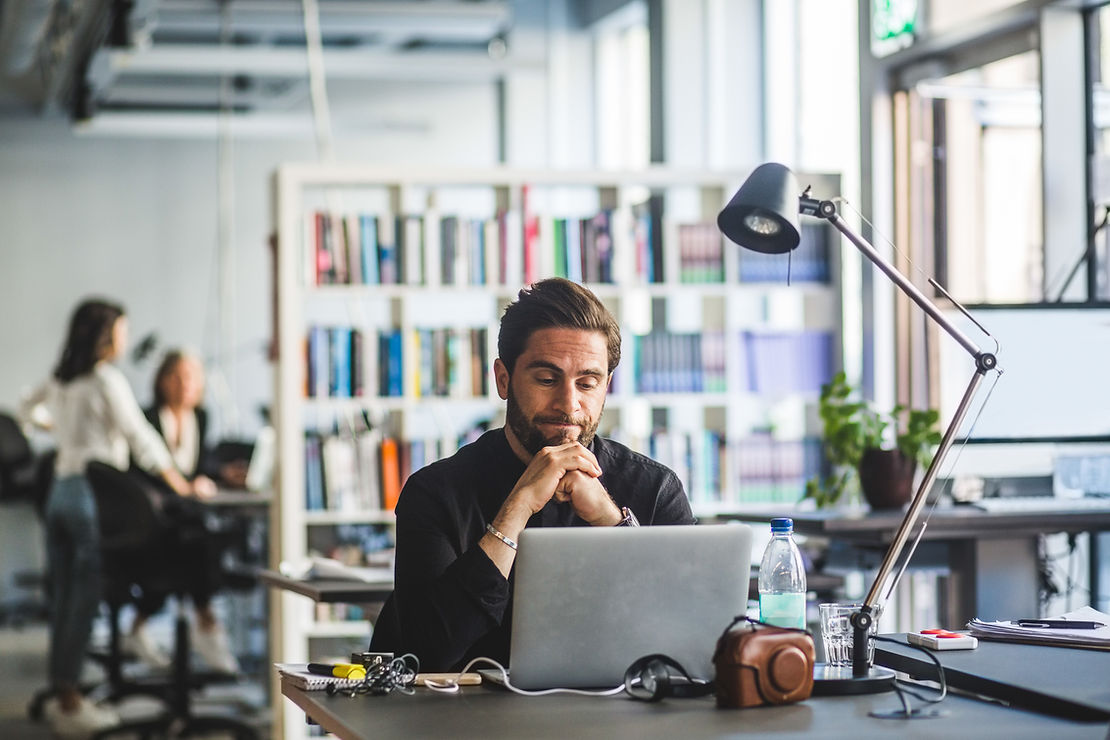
[270,165,841,736]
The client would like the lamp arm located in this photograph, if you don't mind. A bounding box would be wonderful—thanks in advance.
[861,369,985,610]
[816,201,988,360]
[805,199,998,624]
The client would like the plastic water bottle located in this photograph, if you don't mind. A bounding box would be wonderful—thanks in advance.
[758,517,807,629]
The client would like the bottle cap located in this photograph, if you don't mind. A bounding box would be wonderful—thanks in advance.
[770,517,793,533]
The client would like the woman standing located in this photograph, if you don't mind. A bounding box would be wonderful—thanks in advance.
[20,299,201,737]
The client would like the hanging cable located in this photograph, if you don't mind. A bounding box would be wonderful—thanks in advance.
[301,0,334,161]
[217,0,240,436]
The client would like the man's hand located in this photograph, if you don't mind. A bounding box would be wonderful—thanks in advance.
[555,470,622,526]
[481,442,606,577]
[505,441,602,518]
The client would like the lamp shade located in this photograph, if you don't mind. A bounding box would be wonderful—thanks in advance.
[717,162,802,254]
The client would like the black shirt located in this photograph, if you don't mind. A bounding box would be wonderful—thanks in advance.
[392,428,695,671]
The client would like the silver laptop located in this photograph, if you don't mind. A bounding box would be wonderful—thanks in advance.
[506,523,752,690]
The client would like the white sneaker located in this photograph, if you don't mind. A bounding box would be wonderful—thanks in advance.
[123,625,171,669]
[44,697,120,738]
[192,621,240,674]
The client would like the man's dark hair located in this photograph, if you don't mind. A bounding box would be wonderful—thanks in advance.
[54,298,125,383]
[497,278,621,375]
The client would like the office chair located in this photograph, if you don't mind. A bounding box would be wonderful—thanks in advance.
[0,411,53,626]
[81,462,259,739]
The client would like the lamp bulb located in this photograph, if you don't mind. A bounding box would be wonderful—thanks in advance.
[743,213,781,236]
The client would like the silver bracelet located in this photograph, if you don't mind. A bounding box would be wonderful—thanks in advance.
[485,523,518,551]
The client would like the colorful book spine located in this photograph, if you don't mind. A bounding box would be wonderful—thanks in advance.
[360,214,380,285]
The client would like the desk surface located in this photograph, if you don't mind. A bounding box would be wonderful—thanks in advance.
[280,678,1107,739]
[731,504,1110,543]
[876,635,1110,720]
[258,569,392,603]
[207,489,272,507]
[259,567,840,604]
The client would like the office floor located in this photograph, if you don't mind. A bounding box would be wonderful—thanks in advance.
[0,619,270,739]
[0,624,52,739]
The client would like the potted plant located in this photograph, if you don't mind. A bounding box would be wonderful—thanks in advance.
[804,372,941,509]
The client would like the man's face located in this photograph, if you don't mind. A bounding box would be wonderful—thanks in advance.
[495,327,611,457]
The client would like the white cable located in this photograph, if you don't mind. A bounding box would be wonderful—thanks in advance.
[300,0,334,161]
[421,657,625,697]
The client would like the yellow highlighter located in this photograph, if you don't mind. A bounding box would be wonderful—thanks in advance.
[307,662,367,680]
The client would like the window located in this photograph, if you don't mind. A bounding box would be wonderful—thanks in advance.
[594,6,650,170]
[1090,4,1110,300]
[918,50,1043,304]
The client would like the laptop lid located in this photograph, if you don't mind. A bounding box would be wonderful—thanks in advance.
[509,523,752,690]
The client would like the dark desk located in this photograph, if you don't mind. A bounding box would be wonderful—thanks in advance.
[259,568,842,605]
[876,635,1110,721]
[732,504,1110,626]
[280,677,1107,739]
[258,570,393,603]
[206,489,272,508]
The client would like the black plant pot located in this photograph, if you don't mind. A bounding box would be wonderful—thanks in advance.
[858,448,916,510]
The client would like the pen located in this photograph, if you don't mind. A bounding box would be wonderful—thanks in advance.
[1014,619,1106,630]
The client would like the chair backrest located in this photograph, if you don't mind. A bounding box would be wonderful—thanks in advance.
[0,412,54,510]
[85,461,166,551]
[0,412,33,499]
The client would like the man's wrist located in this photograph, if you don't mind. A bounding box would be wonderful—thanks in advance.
[588,500,624,527]
[614,506,639,527]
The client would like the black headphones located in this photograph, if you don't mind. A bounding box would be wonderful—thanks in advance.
[622,654,714,702]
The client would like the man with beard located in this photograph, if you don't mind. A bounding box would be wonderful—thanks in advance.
[379,278,695,672]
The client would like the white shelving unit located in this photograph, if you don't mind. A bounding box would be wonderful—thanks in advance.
[269,164,840,737]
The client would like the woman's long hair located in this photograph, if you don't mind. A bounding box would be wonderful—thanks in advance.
[151,349,192,408]
[53,299,125,383]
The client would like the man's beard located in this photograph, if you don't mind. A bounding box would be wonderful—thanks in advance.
[505,384,601,456]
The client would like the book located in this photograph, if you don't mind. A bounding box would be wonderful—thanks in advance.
[329,327,352,398]
[380,437,402,511]
[360,214,380,285]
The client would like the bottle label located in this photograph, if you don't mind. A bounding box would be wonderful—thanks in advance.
[759,592,806,629]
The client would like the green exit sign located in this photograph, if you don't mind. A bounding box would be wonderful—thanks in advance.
[872,0,918,42]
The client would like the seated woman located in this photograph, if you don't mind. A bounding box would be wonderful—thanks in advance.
[125,349,240,673]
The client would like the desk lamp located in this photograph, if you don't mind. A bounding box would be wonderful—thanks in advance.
[718,163,998,696]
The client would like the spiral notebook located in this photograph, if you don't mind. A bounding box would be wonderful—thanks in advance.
[275,663,365,692]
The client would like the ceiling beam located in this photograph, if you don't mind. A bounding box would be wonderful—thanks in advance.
[89,44,539,83]
[147,0,511,41]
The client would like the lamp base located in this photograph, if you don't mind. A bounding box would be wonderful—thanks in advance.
[810,662,896,695]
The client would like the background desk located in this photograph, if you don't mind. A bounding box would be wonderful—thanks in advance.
[280,676,1107,739]
[258,570,392,604]
[207,489,272,508]
[258,569,843,607]
[732,505,1110,626]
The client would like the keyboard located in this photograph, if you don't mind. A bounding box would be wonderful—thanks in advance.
[972,496,1110,513]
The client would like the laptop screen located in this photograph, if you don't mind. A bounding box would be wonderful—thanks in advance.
[509,524,752,690]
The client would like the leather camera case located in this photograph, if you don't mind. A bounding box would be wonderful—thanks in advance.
[713,623,815,708]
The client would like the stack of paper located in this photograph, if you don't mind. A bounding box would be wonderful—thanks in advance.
[968,606,1110,649]
[279,556,393,583]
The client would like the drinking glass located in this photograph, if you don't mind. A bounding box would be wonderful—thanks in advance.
[819,603,881,668]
